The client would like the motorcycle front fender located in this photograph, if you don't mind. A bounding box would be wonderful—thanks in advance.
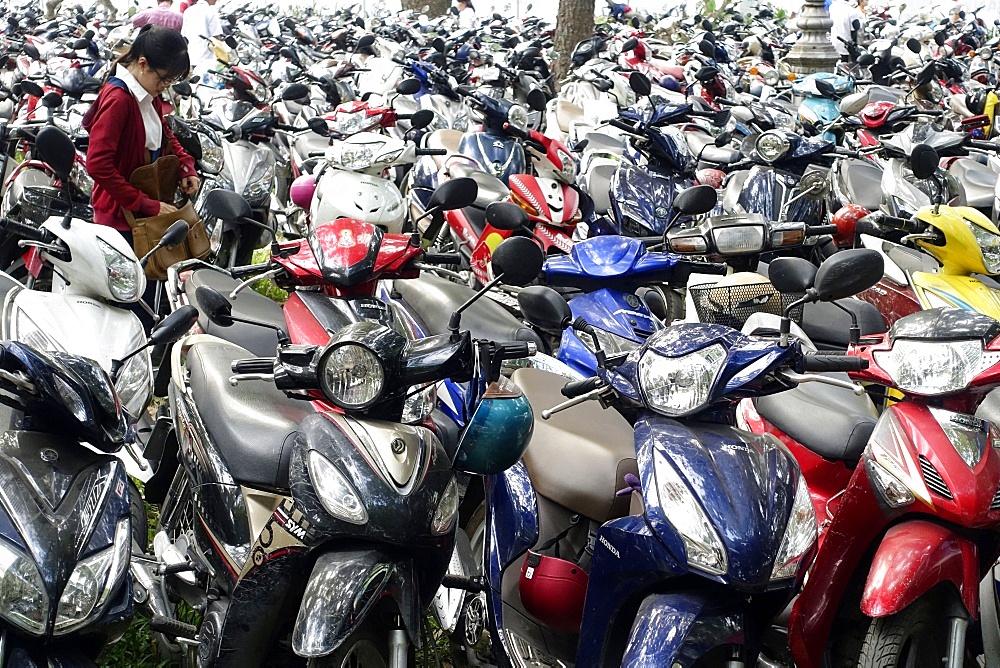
[291,550,420,659]
[620,592,742,666]
[861,520,979,618]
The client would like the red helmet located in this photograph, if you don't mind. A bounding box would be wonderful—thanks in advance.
[518,552,589,634]
[830,204,870,247]
[859,101,895,128]
[696,168,726,189]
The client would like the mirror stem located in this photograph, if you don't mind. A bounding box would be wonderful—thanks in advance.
[829,300,861,345]
[780,295,810,347]
[448,273,505,341]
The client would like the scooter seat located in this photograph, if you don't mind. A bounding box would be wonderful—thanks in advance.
[185,339,312,490]
[754,376,878,461]
[800,298,887,351]
[428,129,464,170]
[448,164,510,207]
[840,159,884,211]
[949,158,996,208]
[394,275,543,349]
[512,368,637,522]
[884,242,939,276]
[184,269,288,357]
[686,131,740,165]
[556,100,584,133]
[582,132,625,156]
[586,162,617,215]
[294,132,330,162]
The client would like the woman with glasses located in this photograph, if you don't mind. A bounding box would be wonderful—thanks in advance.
[82,25,199,244]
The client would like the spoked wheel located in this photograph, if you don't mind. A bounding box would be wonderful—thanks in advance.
[858,599,955,668]
[450,502,493,665]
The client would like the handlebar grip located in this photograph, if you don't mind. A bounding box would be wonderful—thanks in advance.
[422,252,462,264]
[502,122,529,140]
[800,355,868,372]
[230,262,272,278]
[609,118,642,135]
[807,224,839,236]
[969,140,1000,152]
[499,341,535,359]
[715,98,739,106]
[561,376,601,398]
[231,358,275,374]
[916,109,944,116]
[415,148,448,156]
[0,218,51,243]
[684,261,729,275]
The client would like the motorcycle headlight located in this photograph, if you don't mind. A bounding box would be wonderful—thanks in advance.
[507,104,528,132]
[243,161,275,205]
[770,477,817,580]
[307,450,368,525]
[557,149,577,182]
[580,328,642,356]
[338,143,376,171]
[200,138,224,175]
[713,224,766,254]
[115,346,152,418]
[873,339,1000,395]
[97,238,140,302]
[54,517,130,634]
[453,109,470,131]
[653,450,727,575]
[0,538,48,634]
[71,161,93,197]
[13,308,66,352]
[968,222,1000,273]
[763,69,780,86]
[639,343,726,416]
[402,384,436,424]
[318,343,385,409]
[330,111,370,136]
[755,130,791,162]
[430,477,459,535]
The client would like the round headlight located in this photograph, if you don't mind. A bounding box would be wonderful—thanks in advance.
[763,69,780,86]
[755,130,791,162]
[981,47,993,61]
[319,343,385,409]
[507,104,528,132]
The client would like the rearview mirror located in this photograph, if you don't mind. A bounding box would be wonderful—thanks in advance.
[357,34,376,50]
[205,189,253,221]
[23,43,40,60]
[699,39,716,58]
[159,220,190,249]
[410,108,435,130]
[813,249,884,301]
[673,184,718,216]
[492,237,542,286]
[19,80,43,98]
[621,37,639,52]
[906,37,921,53]
[150,305,199,346]
[281,82,310,101]
[432,36,446,53]
[429,177,479,211]
[909,143,939,180]
[628,71,651,97]
[815,78,837,98]
[34,126,76,181]
[485,201,528,230]
[518,286,572,331]
[857,52,876,67]
[769,257,818,293]
[526,87,547,112]
[195,286,234,327]
[396,78,422,95]
[915,62,935,87]
[307,117,329,135]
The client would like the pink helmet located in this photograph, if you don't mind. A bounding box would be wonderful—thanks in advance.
[290,174,316,210]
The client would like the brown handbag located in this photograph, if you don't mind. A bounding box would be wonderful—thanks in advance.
[124,152,210,281]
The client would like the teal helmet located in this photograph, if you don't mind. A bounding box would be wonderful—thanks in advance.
[454,377,533,475]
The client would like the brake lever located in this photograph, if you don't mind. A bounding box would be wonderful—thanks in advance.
[541,385,610,420]
[228,373,275,386]
[229,266,284,299]
[777,370,865,395]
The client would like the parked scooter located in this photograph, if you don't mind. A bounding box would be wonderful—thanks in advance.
[135,237,545,667]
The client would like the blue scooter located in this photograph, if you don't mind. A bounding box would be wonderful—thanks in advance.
[466,247,884,666]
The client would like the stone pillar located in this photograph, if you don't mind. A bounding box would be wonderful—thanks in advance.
[785,0,840,76]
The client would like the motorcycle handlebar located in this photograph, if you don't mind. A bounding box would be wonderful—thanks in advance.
[502,122,530,140]
[415,147,448,156]
[561,376,601,398]
[230,262,272,278]
[497,341,536,360]
[800,354,868,372]
[807,224,839,236]
[422,252,462,264]
[609,118,643,136]
[231,358,275,374]
[0,217,51,243]
[968,139,1000,152]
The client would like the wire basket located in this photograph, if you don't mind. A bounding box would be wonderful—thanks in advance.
[689,281,804,329]
[20,186,93,225]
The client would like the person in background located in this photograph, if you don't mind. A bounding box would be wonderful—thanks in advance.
[132,0,183,31]
[182,0,222,70]
[829,0,864,61]
[178,0,194,13]
[456,0,476,29]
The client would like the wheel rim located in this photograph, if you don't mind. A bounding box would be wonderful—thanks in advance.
[338,639,387,668]
[463,594,487,646]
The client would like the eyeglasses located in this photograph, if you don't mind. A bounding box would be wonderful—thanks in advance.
[152,69,180,87]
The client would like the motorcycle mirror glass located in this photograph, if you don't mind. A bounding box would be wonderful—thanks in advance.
[432,36,446,53]
[23,43,40,60]
[150,305,199,346]
[492,237,543,286]
[160,220,190,249]
[815,78,837,98]
[281,82,310,101]
[906,37,921,53]
[284,17,295,29]
[493,12,503,19]
[526,88,547,112]
[628,71,652,97]
[396,78,422,95]
[621,37,639,52]
[712,109,732,126]
[857,52,876,67]
[41,91,62,108]
[72,37,89,50]
[934,31,947,47]
[769,257,818,294]
[172,81,193,96]
[485,201,529,230]
[34,127,75,181]
[279,46,296,60]
[357,34,376,50]
[195,286,235,327]
[19,80,43,98]
[702,19,714,31]
[673,184,718,216]
[631,16,641,28]
[915,63,935,87]
[910,143,939,180]
[799,169,830,199]
[715,131,733,147]
[522,46,541,59]
[504,36,520,48]
[205,189,253,221]
[354,17,366,28]
[428,52,447,68]
[699,39,716,57]
[225,35,238,49]
[75,13,86,25]
[307,117,329,135]
[813,248,885,301]
[410,108,435,130]
[189,75,201,84]
[429,177,478,211]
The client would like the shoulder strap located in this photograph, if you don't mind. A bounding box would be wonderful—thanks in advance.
[107,76,128,91]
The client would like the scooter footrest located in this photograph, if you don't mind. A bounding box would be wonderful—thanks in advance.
[441,574,487,593]
[150,614,198,640]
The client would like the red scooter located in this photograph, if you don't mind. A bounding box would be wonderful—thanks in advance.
[740,257,1000,666]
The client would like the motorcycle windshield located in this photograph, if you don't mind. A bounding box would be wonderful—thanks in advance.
[457,133,526,184]
[544,235,679,288]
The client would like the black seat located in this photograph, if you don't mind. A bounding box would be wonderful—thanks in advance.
[462,205,487,238]
[393,275,543,349]
[184,269,288,357]
[800,298,887,351]
[841,159,884,211]
[755,377,878,461]
[185,339,312,489]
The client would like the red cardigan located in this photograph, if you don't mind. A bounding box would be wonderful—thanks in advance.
[83,84,196,231]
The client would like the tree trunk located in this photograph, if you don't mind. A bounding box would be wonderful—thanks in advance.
[401,0,451,17]
[553,0,597,85]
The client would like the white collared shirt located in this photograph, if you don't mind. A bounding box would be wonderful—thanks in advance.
[115,64,161,151]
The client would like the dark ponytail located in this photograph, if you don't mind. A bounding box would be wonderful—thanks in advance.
[112,24,190,82]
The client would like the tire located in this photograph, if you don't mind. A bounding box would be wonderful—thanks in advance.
[306,623,390,668]
[450,502,492,663]
[857,598,952,668]
[128,479,148,553]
